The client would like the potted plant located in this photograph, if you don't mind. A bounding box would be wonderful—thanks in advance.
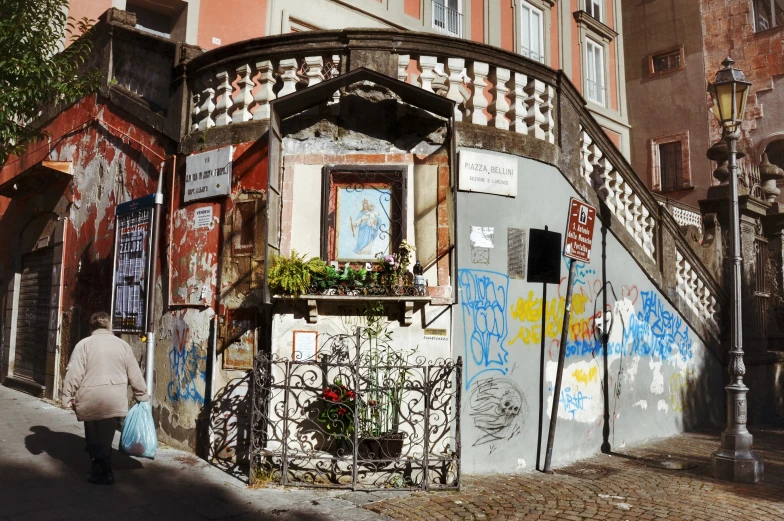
[268,251,327,296]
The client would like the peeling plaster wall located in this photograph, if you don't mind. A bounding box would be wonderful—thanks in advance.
[454,148,724,473]
[0,95,170,400]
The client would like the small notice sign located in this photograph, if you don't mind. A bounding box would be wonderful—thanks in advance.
[194,207,213,229]
[459,150,518,197]
[185,146,233,202]
[564,198,597,262]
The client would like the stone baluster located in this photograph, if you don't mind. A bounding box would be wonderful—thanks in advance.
[330,55,341,106]
[191,89,201,132]
[524,79,546,140]
[688,266,699,316]
[508,72,527,134]
[630,194,643,248]
[707,294,719,332]
[254,60,276,121]
[619,179,634,230]
[640,204,655,259]
[278,58,300,97]
[214,71,233,127]
[304,56,325,86]
[198,75,216,131]
[676,250,686,303]
[232,64,254,123]
[696,279,707,322]
[467,62,489,125]
[445,58,466,121]
[398,54,411,83]
[579,128,593,184]
[490,67,510,130]
[419,56,438,93]
[542,84,555,144]
[597,156,618,217]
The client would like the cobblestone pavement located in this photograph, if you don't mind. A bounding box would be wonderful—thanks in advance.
[365,428,784,521]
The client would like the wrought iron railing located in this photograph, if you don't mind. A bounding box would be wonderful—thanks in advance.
[432,0,463,38]
[250,327,462,490]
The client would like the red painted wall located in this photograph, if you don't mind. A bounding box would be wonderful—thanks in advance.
[404,0,421,19]
[197,0,267,50]
[471,0,484,43]
[500,0,514,51]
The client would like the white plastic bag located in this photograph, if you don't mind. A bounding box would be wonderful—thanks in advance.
[120,401,157,459]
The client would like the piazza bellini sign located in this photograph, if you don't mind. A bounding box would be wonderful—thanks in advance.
[458,149,518,197]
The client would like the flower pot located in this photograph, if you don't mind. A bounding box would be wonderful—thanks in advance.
[357,432,405,460]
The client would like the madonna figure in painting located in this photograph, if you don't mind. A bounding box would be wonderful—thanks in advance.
[352,199,380,255]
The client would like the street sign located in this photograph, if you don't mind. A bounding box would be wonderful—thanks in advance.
[185,146,233,202]
[527,228,561,284]
[563,198,597,262]
[110,195,156,333]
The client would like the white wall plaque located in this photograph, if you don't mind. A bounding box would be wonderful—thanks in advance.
[459,150,518,197]
[194,207,213,229]
[185,146,233,202]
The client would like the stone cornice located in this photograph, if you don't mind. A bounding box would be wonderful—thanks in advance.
[573,10,618,42]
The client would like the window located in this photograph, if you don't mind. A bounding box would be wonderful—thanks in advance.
[649,47,684,76]
[126,0,187,41]
[585,39,605,106]
[754,0,784,31]
[585,0,602,22]
[659,142,683,191]
[432,0,463,38]
[649,132,691,192]
[520,2,545,63]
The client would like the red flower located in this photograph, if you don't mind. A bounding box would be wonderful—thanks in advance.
[346,390,356,399]
[323,389,340,402]
[338,407,347,416]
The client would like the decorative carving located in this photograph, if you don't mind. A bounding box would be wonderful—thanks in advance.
[759,153,784,203]
[232,64,254,123]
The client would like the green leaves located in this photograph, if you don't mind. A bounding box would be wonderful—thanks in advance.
[0,0,100,164]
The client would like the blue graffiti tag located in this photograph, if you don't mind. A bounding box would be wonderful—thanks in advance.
[563,290,694,365]
[168,342,208,404]
[561,387,590,419]
[459,269,510,389]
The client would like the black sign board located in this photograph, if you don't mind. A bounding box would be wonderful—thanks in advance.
[110,195,156,333]
[527,228,562,284]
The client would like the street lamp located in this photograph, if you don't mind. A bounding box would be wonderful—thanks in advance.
[707,57,763,483]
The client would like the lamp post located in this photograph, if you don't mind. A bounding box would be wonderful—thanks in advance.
[707,57,764,483]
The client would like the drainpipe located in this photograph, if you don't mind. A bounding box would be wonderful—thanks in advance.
[144,162,166,394]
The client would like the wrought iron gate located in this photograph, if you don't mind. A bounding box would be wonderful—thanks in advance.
[250,327,462,490]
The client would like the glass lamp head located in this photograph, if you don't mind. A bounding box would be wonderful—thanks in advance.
[708,57,751,133]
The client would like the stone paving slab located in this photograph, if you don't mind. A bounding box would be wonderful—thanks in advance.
[0,385,396,521]
[365,427,784,521]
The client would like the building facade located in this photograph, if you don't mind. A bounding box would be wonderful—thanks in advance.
[1,4,780,481]
[67,0,631,157]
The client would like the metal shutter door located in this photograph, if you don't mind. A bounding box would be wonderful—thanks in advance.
[14,248,54,384]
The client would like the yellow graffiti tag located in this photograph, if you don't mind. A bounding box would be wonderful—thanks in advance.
[508,292,566,345]
[669,373,688,413]
[572,366,598,385]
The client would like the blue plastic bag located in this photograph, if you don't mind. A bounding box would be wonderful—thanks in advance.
[120,401,157,459]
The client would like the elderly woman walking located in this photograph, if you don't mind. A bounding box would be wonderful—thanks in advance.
[61,311,149,485]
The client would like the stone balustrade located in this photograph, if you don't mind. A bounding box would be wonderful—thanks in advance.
[189,52,556,145]
[676,248,720,335]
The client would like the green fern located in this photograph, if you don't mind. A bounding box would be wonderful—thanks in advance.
[268,250,311,296]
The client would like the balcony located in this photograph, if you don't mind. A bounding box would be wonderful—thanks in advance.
[432,0,462,38]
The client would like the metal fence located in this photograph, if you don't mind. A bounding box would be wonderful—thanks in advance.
[250,327,462,490]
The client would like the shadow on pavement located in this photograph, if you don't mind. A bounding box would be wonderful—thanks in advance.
[0,425,355,521]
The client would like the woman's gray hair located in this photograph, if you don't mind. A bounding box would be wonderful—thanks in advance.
[90,312,112,331]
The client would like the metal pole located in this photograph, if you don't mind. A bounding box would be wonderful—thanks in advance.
[600,210,611,454]
[144,162,165,393]
[536,226,549,471]
[543,259,577,473]
[711,128,763,482]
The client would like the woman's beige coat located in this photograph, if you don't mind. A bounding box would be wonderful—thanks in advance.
[61,329,149,421]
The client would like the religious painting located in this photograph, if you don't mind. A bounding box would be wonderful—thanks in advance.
[335,186,392,262]
[322,167,407,264]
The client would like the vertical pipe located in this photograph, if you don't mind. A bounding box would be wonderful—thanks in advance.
[543,259,577,473]
[144,162,165,394]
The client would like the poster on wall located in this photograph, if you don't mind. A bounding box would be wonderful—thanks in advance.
[110,195,156,333]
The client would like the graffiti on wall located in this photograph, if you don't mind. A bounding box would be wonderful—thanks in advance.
[458,269,510,389]
[468,377,529,447]
[168,317,208,404]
